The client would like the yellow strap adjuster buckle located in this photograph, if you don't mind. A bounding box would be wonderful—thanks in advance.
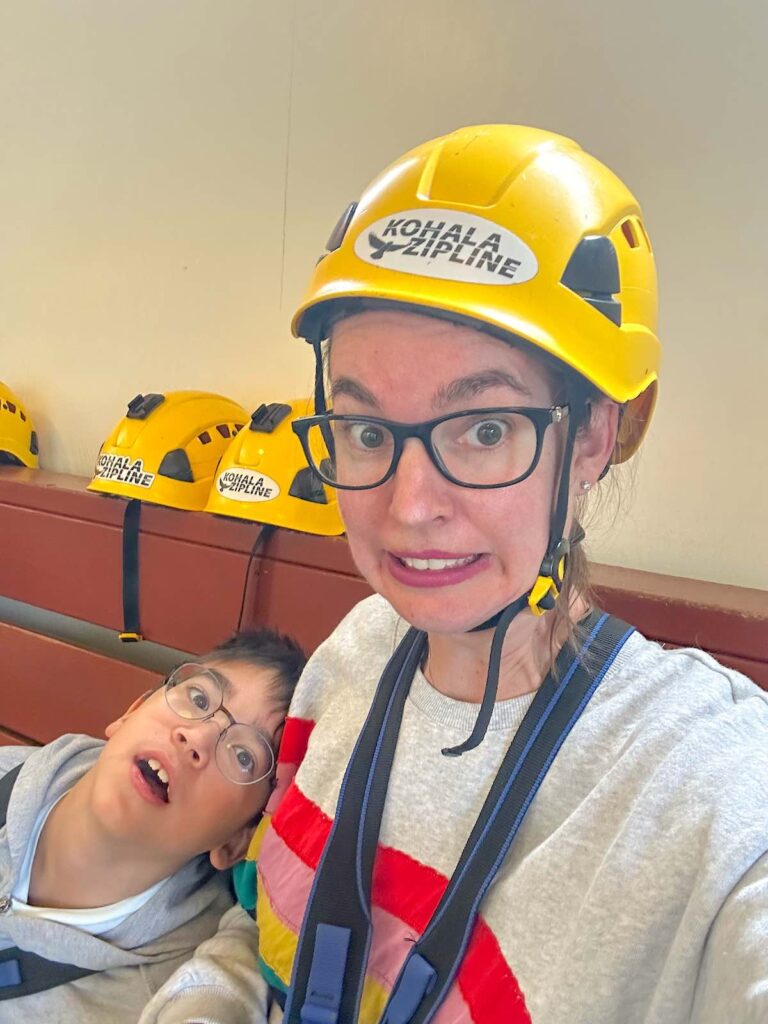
[528,575,560,616]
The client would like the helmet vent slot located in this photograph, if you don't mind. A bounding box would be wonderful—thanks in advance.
[216,424,231,438]
[198,431,212,445]
[620,219,639,248]
[326,202,358,252]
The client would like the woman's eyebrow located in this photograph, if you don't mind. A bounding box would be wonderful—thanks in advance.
[330,369,532,413]
[329,378,382,409]
[435,369,533,406]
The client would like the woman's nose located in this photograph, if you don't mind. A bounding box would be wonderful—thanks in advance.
[386,437,454,525]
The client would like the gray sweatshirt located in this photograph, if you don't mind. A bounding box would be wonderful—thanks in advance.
[0,734,233,1023]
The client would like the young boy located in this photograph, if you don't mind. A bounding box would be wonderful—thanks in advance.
[0,628,305,1022]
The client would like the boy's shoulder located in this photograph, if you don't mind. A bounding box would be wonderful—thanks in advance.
[0,734,104,816]
[0,745,35,778]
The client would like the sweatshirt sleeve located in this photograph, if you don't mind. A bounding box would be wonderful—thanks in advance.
[691,851,768,1022]
[137,905,269,1024]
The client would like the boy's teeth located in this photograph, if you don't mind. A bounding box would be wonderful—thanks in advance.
[146,758,169,785]
[401,555,475,571]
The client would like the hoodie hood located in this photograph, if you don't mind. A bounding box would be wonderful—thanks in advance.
[0,734,232,972]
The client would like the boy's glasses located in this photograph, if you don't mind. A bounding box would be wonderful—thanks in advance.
[164,664,275,786]
[292,406,569,490]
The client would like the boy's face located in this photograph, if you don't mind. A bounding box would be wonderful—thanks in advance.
[93,658,285,871]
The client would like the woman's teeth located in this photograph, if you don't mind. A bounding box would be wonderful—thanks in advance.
[399,555,477,571]
[147,758,169,784]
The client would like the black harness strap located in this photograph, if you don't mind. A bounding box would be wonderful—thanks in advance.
[286,627,428,1024]
[0,765,23,829]
[119,498,142,642]
[0,946,96,1000]
[285,611,634,1024]
[383,612,632,1024]
[0,764,100,1000]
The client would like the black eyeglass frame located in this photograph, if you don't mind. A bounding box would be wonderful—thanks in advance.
[163,664,276,786]
[292,405,570,491]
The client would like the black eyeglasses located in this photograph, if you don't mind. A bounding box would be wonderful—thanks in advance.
[164,664,275,786]
[292,406,569,490]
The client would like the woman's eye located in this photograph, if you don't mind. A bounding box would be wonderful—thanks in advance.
[186,685,210,712]
[466,419,509,447]
[350,423,386,449]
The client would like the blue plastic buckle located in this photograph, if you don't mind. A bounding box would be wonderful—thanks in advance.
[300,923,351,1024]
[383,953,437,1024]
[0,959,22,988]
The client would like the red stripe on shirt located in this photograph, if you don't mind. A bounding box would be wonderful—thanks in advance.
[277,716,315,766]
[271,781,531,1022]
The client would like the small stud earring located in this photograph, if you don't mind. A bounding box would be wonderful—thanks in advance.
[580,480,592,492]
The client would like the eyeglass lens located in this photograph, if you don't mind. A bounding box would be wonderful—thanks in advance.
[305,411,540,488]
[165,665,274,785]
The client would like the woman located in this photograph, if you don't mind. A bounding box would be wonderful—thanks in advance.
[146,126,768,1024]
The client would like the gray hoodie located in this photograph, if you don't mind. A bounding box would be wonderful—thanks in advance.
[0,735,233,1023]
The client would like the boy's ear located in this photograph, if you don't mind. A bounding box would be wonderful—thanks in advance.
[104,690,154,739]
[208,822,256,871]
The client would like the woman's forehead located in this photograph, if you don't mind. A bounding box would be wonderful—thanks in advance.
[329,309,554,401]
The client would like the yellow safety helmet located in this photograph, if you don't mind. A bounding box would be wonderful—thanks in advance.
[205,398,344,536]
[88,391,249,511]
[293,124,660,462]
[0,382,39,468]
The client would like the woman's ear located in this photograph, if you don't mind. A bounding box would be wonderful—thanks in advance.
[571,400,619,488]
[208,822,257,871]
[104,690,154,739]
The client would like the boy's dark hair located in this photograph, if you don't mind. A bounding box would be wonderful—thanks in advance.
[203,628,306,714]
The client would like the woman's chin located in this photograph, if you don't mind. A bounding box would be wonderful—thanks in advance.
[381,585,504,636]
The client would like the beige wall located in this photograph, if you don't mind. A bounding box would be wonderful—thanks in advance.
[1,0,766,588]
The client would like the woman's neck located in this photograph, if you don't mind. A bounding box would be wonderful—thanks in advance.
[424,596,589,703]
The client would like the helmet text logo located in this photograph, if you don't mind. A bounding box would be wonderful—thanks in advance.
[95,454,154,488]
[354,208,538,286]
[216,469,280,502]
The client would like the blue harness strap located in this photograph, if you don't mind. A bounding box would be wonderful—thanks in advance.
[300,924,351,1024]
[285,611,634,1024]
[381,954,436,1024]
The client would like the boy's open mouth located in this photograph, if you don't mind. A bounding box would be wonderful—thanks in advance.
[136,757,170,803]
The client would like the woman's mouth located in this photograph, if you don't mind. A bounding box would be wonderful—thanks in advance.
[399,554,478,570]
[386,551,488,588]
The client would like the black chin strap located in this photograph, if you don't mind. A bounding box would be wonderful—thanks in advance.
[312,340,326,415]
[440,593,528,757]
[443,406,582,756]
